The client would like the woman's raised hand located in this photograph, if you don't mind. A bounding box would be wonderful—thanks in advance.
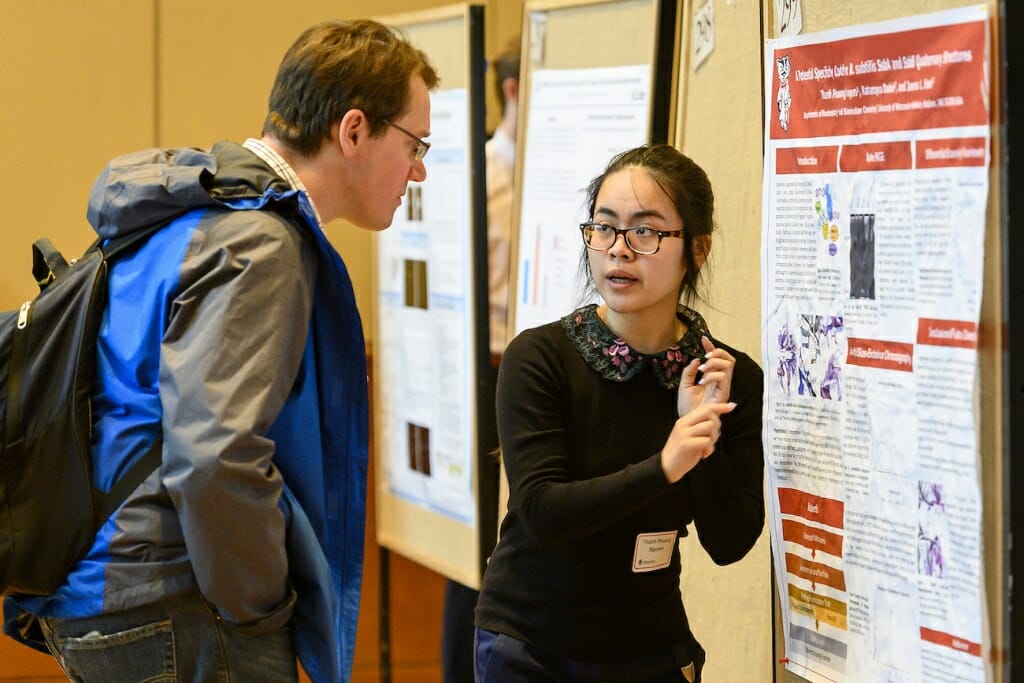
[676,336,735,416]
[663,337,738,483]
[660,400,736,483]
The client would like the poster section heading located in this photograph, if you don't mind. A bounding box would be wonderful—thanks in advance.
[776,137,988,174]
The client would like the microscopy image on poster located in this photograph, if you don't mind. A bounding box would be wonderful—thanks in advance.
[773,313,845,400]
[917,480,948,578]
[849,213,876,300]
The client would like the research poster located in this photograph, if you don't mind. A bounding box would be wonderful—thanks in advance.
[761,6,991,682]
[375,88,476,525]
[513,64,651,334]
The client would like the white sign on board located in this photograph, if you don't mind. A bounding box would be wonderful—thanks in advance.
[775,0,803,37]
[692,0,715,70]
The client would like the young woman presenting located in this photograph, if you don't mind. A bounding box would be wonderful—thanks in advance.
[474,144,765,682]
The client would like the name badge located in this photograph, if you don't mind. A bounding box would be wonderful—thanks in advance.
[632,530,678,573]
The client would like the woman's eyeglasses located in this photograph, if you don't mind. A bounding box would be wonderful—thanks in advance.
[579,222,684,255]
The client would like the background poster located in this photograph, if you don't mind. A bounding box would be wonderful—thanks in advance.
[512,64,650,334]
[376,89,476,524]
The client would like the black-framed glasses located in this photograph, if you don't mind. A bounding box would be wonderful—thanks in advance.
[579,222,684,255]
[385,120,431,161]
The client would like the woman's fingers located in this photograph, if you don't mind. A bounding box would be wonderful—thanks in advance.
[681,357,701,386]
[661,402,737,483]
[697,336,735,404]
[677,399,736,426]
[677,358,703,416]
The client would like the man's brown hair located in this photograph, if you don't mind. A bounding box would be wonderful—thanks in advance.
[264,19,440,156]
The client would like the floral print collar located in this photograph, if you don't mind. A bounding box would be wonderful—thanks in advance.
[562,303,711,389]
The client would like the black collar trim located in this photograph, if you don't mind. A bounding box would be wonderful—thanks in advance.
[561,304,711,389]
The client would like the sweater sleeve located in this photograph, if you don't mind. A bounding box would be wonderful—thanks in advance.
[159,209,315,627]
[496,328,674,546]
[687,348,766,564]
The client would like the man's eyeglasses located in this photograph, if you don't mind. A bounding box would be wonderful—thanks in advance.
[579,222,684,255]
[385,120,431,161]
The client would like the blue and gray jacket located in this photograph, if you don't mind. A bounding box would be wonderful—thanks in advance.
[4,141,368,682]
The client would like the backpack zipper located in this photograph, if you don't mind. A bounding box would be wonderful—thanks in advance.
[17,301,32,329]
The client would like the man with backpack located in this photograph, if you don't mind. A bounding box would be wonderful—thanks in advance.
[3,19,437,683]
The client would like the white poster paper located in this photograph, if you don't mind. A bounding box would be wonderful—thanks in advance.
[513,64,651,335]
[761,7,991,682]
[375,88,477,525]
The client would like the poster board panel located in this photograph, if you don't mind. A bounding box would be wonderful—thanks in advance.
[499,0,678,523]
[507,0,675,338]
[372,3,490,590]
[672,4,771,682]
[758,3,1005,682]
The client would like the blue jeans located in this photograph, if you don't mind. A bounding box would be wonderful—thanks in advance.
[39,591,298,682]
[474,628,703,683]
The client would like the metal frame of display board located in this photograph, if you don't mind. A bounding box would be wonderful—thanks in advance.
[1003,1,1022,679]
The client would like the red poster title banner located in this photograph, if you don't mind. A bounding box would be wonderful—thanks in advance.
[770,18,987,140]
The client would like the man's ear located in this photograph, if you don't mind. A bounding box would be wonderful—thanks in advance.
[337,109,369,156]
[692,234,712,269]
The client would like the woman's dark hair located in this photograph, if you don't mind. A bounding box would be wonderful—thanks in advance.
[577,144,715,305]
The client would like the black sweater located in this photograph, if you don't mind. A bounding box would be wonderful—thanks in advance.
[475,309,765,660]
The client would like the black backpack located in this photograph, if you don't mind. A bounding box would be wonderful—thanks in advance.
[0,226,164,597]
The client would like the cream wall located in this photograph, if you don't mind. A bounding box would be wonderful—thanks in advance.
[0,0,524,343]
[0,2,156,309]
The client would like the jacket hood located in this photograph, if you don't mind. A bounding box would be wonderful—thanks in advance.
[87,141,293,239]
